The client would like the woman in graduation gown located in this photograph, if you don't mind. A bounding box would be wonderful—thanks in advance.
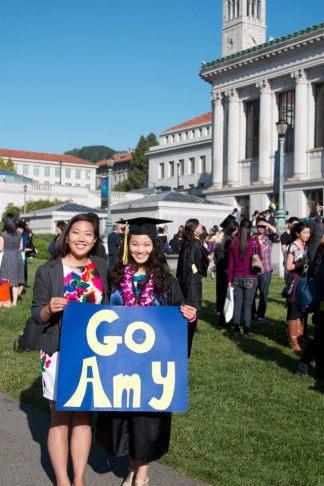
[176,218,209,354]
[96,217,196,486]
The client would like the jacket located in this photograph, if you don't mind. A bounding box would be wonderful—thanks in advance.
[31,255,109,355]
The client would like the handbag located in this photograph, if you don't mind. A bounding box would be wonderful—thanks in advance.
[224,285,234,323]
[0,279,11,307]
[282,280,294,299]
[251,237,262,274]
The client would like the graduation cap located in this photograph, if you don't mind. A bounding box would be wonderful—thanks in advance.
[219,214,236,229]
[122,217,172,264]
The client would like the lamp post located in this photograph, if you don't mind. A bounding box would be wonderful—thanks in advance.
[23,184,28,215]
[276,117,288,234]
[103,159,114,244]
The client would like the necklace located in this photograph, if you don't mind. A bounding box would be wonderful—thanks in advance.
[120,265,155,306]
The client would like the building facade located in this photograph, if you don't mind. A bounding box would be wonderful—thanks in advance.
[0,149,97,191]
[95,151,133,189]
[148,113,212,191]
[200,2,324,217]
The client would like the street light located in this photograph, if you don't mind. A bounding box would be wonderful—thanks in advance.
[276,117,288,234]
[23,184,28,215]
[102,159,114,244]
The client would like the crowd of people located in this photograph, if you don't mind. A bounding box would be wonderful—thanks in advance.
[0,204,323,485]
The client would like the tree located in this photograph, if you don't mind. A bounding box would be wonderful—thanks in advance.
[1,199,70,220]
[115,133,158,191]
[0,157,16,173]
[65,145,118,163]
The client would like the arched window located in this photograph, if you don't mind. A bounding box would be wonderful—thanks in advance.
[257,0,261,19]
[228,0,231,20]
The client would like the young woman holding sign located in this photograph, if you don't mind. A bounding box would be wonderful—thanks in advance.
[32,213,108,486]
[96,217,196,486]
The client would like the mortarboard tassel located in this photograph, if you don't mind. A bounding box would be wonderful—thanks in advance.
[122,222,129,265]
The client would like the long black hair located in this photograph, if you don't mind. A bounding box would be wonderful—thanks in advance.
[291,221,311,242]
[111,234,171,296]
[238,218,253,260]
[3,213,17,235]
[224,220,239,241]
[53,213,99,258]
[183,218,200,242]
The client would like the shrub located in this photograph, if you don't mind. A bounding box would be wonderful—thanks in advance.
[33,233,53,260]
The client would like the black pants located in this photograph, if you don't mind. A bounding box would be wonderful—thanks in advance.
[233,277,257,330]
[300,311,324,379]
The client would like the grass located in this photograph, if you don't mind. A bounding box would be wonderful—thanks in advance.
[1,260,324,485]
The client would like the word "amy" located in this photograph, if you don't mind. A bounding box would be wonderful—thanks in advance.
[63,309,175,410]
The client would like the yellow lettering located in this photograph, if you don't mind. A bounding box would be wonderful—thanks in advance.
[148,361,175,411]
[87,309,122,356]
[64,356,112,408]
[113,373,141,408]
[124,321,155,354]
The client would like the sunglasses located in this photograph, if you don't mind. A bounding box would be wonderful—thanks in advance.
[257,225,266,229]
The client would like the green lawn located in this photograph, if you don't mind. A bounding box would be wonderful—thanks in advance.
[1,260,323,485]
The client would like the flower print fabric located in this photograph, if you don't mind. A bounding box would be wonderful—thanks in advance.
[63,261,104,304]
[40,261,104,401]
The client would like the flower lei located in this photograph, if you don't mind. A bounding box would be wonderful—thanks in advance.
[120,265,155,306]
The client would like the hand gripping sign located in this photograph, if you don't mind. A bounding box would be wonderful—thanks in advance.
[56,303,188,412]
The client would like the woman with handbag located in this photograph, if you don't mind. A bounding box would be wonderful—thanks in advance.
[228,218,263,337]
[31,213,109,486]
[285,222,311,352]
[176,218,209,355]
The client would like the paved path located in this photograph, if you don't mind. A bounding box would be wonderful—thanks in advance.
[0,393,206,486]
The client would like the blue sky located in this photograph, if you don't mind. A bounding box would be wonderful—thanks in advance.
[0,0,323,154]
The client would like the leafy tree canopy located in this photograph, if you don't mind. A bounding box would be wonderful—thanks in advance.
[65,145,118,163]
[113,133,157,191]
[0,157,16,173]
[1,199,70,220]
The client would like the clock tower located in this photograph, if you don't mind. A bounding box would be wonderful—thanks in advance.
[222,0,266,57]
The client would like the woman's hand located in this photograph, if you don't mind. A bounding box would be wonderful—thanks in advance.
[49,297,68,313]
[180,305,197,322]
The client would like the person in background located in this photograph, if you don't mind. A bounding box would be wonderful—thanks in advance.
[48,221,66,257]
[32,213,108,486]
[162,224,169,240]
[96,217,196,486]
[232,208,241,224]
[228,218,262,337]
[280,217,300,281]
[214,220,239,327]
[252,217,280,322]
[307,206,324,263]
[107,219,126,273]
[285,222,311,352]
[157,226,168,251]
[169,225,184,254]
[251,211,260,234]
[176,218,209,353]
[24,218,37,258]
[0,214,24,306]
[17,220,29,295]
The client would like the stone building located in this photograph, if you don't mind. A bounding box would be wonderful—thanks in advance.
[95,151,133,188]
[199,1,324,216]
[0,148,97,191]
[148,113,212,191]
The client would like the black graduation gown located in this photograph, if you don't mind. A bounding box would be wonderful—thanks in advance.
[96,276,184,463]
[176,238,209,313]
[107,232,122,272]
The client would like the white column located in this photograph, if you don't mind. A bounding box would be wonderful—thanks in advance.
[256,79,272,183]
[211,91,224,188]
[226,88,240,186]
[291,69,308,179]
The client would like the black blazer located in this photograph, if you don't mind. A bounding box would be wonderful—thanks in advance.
[31,255,109,355]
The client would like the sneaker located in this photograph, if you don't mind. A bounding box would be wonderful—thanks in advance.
[256,317,265,322]
[243,327,251,338]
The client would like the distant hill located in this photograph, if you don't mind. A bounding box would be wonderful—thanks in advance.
[64,145,120,163]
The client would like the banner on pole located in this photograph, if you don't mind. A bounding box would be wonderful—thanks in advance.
[56,303,188,412]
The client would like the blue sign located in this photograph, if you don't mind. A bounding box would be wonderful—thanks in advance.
[56,303,188,412]
[101,177,108,198]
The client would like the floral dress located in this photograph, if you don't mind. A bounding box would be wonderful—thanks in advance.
[40,261,104,400]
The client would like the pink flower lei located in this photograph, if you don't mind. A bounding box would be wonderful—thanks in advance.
[120,265,155,306]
